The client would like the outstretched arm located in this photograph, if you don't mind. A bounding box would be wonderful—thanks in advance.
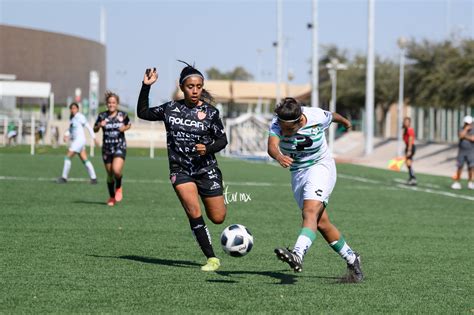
[268,136,293,168]
[331,112,352,130]
[137,68,164,121]
[84,121,95,139]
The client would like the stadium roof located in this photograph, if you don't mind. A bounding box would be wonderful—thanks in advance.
[0,80,51,98]
[174,80,311,104]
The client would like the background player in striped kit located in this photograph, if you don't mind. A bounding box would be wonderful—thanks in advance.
[137,63,228,272]
[94,91,131,206]
[57,103,97,184]
[267,97,363,282]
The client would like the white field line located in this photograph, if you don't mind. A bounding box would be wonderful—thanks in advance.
[338,174,381,184]
[0,176,289,187]
[1,174,472,201]
[393,178,441,189]
[395,184,474,202]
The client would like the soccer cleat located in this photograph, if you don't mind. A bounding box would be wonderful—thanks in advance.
[107,197,116,207]
[346,252,364,283]
[451,181,462,190]
[56,177,67,184]
[274,247,303,272]
[407,178,417,186]
[90,178,98,185]
[467,181,474,190]
[201,257,220,272]
[115,187,123,202]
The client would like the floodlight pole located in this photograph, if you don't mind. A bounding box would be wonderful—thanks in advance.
[311,0,319,107]
[276,0,283,105]
[326,58,347,154]
[364,0,375,156]
[396,37,407,157]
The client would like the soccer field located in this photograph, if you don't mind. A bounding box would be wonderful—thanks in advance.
[0,147,473,313]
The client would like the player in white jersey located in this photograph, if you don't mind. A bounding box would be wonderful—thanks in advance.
[57,103,98,184]
[268,97,363,282]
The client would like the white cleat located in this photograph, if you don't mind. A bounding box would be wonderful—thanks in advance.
[451,181,462,190]
[468,181,474,190]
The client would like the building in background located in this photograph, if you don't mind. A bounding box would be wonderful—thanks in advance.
[0,25,106,108]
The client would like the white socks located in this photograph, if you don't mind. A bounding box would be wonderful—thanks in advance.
[62,157,71,179]
[83,160,97,179]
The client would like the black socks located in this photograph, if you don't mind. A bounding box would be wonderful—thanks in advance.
[189,216,215,258]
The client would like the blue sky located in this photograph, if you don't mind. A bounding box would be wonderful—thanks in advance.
[1,0,473,107]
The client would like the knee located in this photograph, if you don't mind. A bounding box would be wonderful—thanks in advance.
[208,209,226,225]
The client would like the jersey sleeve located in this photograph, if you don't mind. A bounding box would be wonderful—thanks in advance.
[137,83,166,121]
[80,114,95,139]
[315,108,333,130]
[206,109,228,154]
[269,117,281,138]
[95,112,105,126]
[122,112,131,126]
[408,128,415,137]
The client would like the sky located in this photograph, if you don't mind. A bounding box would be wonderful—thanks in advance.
[1,0,473,108]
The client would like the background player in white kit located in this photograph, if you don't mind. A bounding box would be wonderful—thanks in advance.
[267,97,363,282]
[57,103,98,184]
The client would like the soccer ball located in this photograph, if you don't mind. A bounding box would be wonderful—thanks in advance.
[220,224,254,257]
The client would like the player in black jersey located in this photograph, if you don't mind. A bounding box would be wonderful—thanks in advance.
[137,63,228,271]
[94,91,131,206]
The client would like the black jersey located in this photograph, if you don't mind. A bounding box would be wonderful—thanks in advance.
[137,83,227,176]
[95,110,130,154]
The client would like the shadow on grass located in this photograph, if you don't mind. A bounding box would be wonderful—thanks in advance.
[214,270,299,285]
[212,270,348,285]
[73,200,106,205]
[88,254,201,268]
[89,255,356,285]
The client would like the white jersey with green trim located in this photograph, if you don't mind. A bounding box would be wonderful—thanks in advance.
[69,113,94,142]
[269,107,333,172]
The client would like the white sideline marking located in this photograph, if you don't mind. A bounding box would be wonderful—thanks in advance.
[393,178,441,189]
[1,174,472,201]
[0,176,289,187]
[396,184,474,202]
[338,174,381,184]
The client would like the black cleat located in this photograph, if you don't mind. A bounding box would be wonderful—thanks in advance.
[90,178,98,184]
[274,247,303,273]
[407,178,417,186]
[56,177,67,184]
[346,252,364,282]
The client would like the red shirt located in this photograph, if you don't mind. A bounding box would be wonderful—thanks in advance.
[403,127,415,145]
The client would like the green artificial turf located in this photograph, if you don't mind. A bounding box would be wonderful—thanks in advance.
[0,146,472,313]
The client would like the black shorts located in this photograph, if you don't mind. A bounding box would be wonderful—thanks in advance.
[405,145,416,160]
[456,152,474,168]
[170,168,224,197]
[102,150,126,164]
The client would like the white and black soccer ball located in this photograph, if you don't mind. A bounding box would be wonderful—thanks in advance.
[220,224,254,257]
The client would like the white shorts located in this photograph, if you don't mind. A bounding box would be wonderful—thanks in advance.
[7,130,17,138]
[69,139,86,153]
[291,158,337,210]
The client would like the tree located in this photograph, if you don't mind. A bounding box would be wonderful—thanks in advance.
[205,66,254,81]
[405,39,474,108]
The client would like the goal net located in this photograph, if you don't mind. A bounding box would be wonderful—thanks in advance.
[223,113,271,160]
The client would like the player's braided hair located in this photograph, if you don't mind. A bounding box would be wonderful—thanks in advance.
[275,97,302,122]
[177,60,214,104]
[104,90,120,104]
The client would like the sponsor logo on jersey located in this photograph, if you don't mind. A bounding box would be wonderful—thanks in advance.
[169,116,204,130]
[197,111,206,120]
[171,107,181,113]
